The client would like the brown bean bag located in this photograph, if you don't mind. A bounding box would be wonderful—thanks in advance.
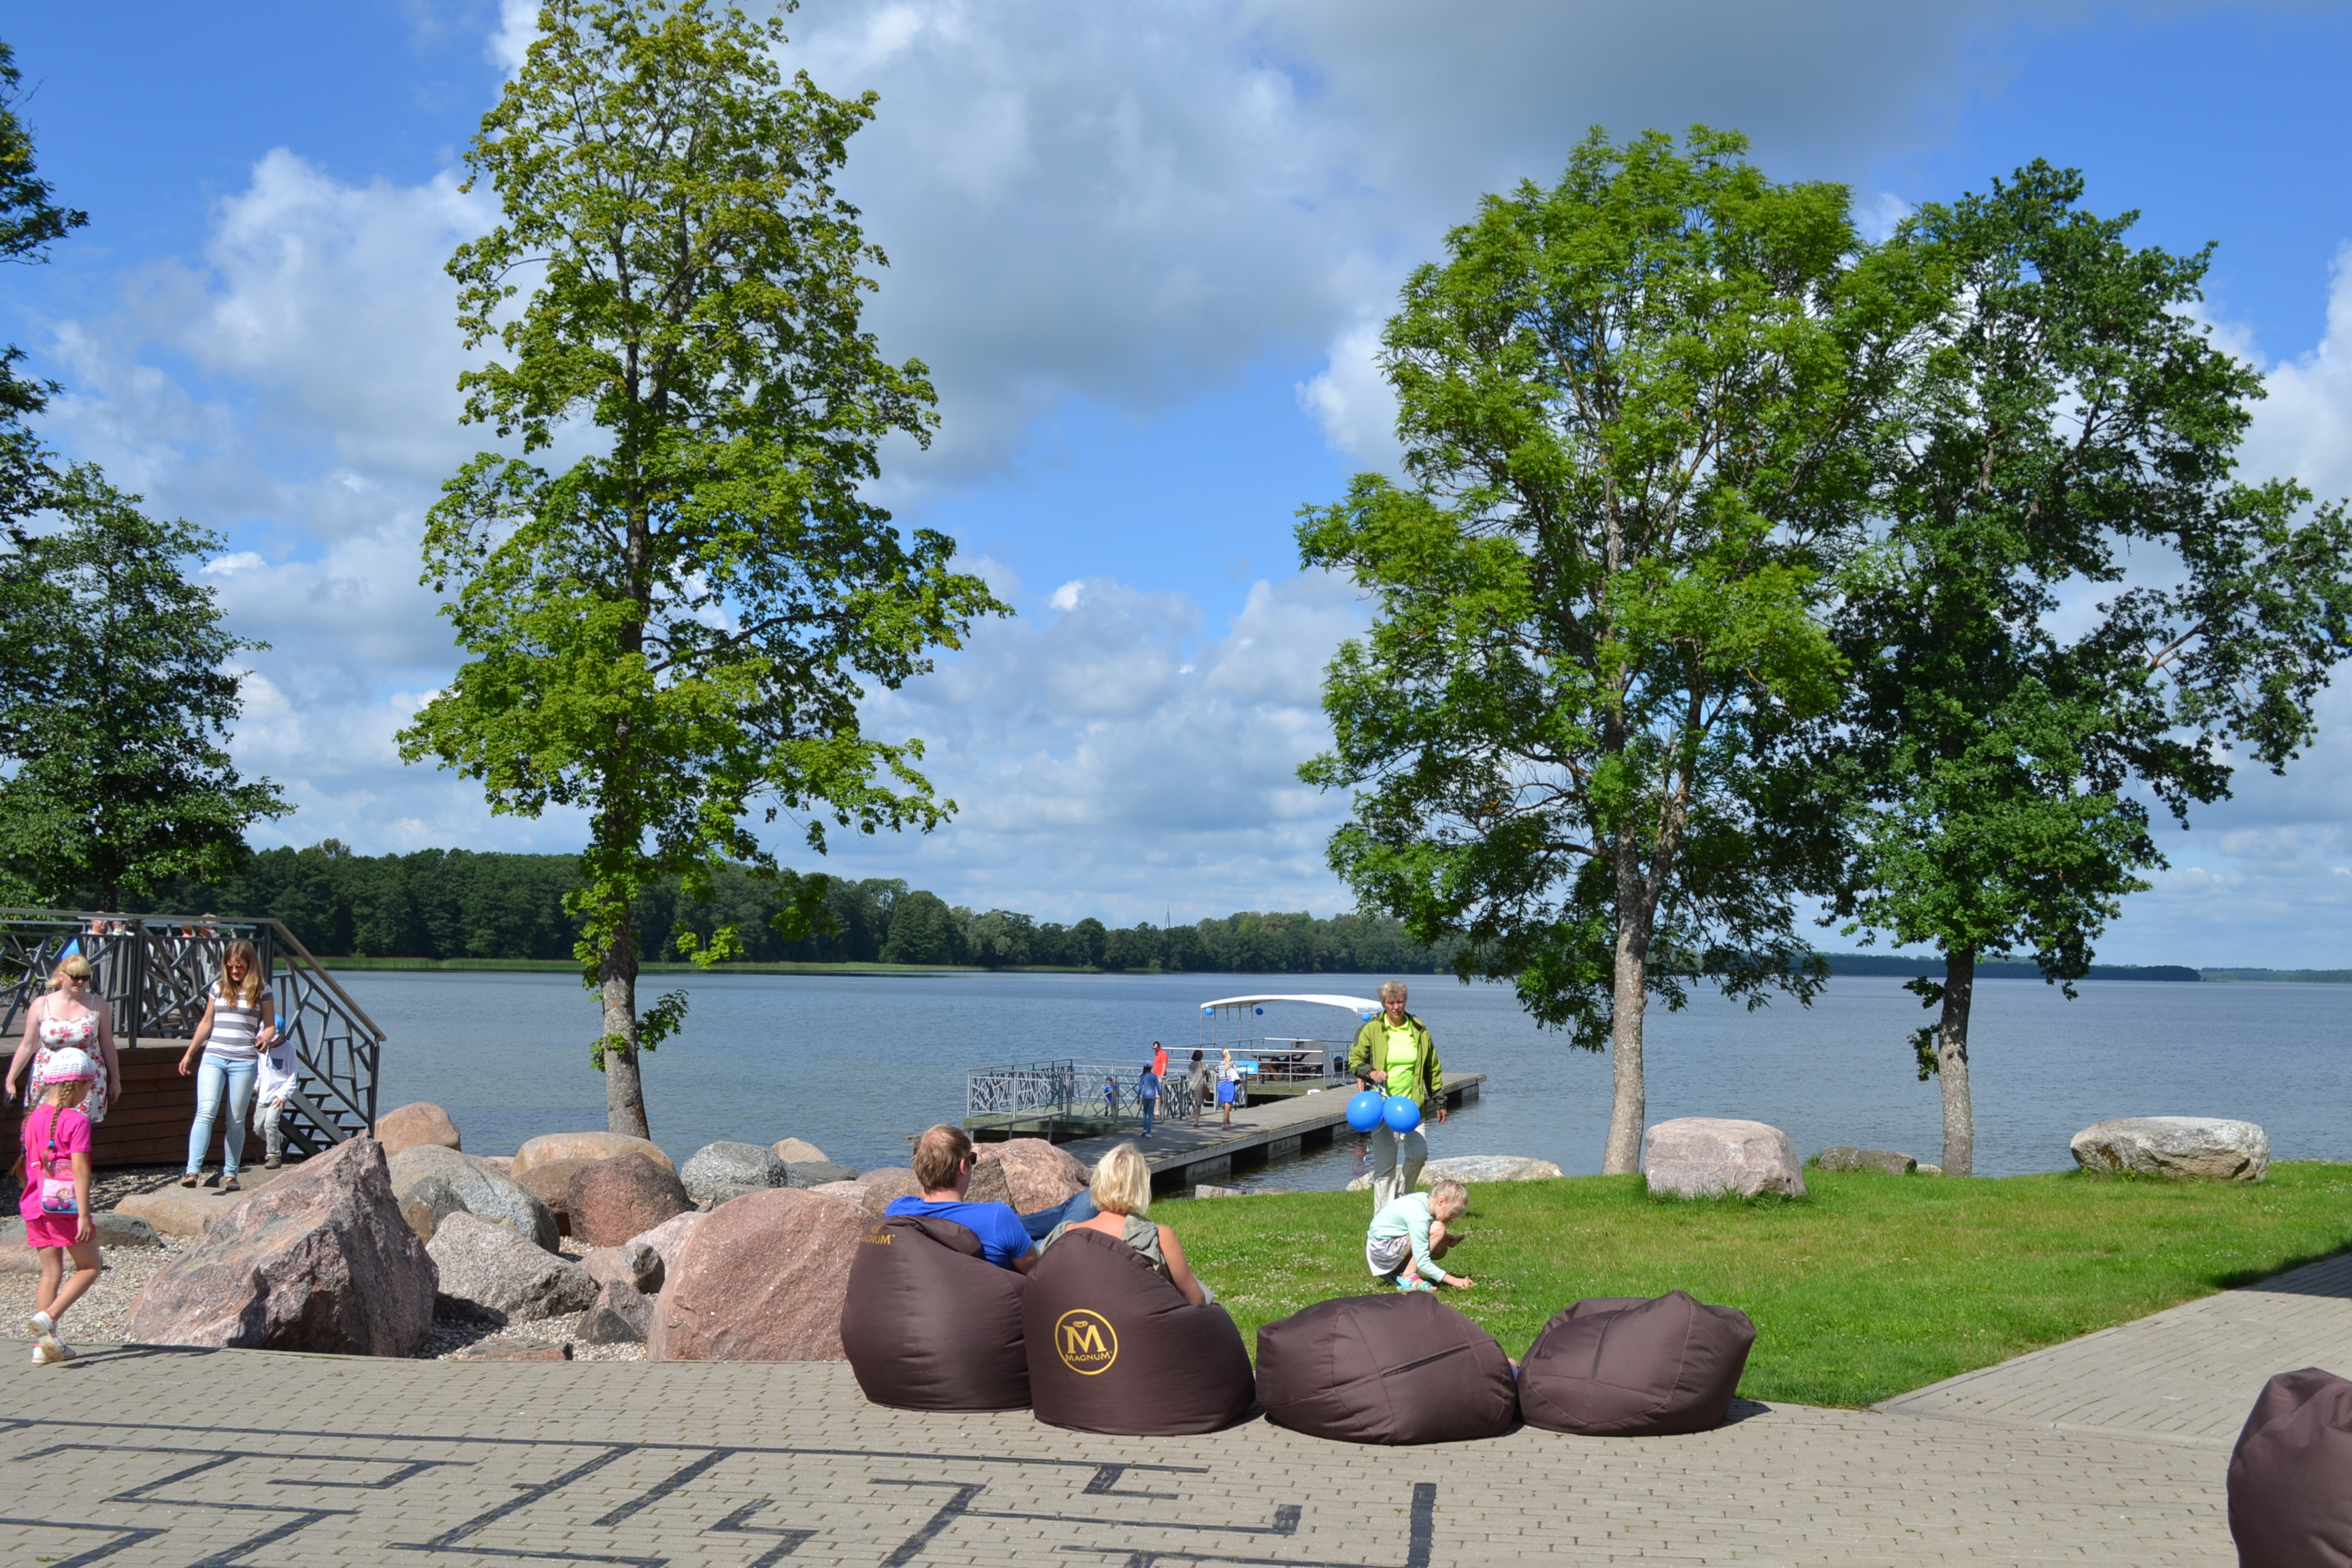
[1516,1290,1755,1437]
[840,1215,1028,1411]
[1255,1292,1519,1445]
[1022,1225,1254,1435]
[2228,1367,2352,1567]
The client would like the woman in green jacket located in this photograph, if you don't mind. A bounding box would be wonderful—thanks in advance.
[1347,980,1446,1209]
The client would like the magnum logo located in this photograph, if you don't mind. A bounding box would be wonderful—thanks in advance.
[1054,1308,1118,1375]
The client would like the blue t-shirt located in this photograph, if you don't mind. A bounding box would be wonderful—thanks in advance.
[1137,1070,1160,1100]
[883,1197,1036,1269]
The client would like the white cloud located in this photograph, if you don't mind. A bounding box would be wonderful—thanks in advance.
[200,551,266,576]
[1296,316,1399,468]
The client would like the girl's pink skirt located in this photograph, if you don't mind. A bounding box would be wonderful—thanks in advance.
[22,1211,82,1248]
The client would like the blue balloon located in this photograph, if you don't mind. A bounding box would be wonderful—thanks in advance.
[1383,1095,1423,1132]
[1345,1090,1386,1132]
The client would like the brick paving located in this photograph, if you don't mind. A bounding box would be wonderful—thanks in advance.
[5,1248,2345,1565]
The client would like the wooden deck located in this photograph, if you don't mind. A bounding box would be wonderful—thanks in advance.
[1055,1073,1485,1194]
[2,1043,257,1167]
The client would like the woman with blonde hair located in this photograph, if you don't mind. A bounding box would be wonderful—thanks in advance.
[177,939,276,1192]
[1039,1143,1212,1305]
[4,955,118,1127]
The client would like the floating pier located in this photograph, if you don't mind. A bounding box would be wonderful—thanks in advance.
[1052,1074,1484,1195]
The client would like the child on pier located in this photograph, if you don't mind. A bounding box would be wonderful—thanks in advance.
[17,1047,100,1363]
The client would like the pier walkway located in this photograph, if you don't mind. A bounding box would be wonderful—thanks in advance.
[1055,1073,1485,1194]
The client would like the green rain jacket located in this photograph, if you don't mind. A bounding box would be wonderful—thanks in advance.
[1348,1012,1444,1107]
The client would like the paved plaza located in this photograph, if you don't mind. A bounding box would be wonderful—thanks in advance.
[3,1252,2346,1567]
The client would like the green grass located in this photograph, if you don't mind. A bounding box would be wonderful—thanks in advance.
[1156,1162,2352,1409]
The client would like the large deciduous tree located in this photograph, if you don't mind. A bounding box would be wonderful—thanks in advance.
[400,0,1003,1139]
[1833,163,2352,1176]
[0,39,84,532]
[1298,128,1917,1174]
[0,466,289,906]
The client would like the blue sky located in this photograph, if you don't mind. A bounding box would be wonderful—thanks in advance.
[6,2,2352,962]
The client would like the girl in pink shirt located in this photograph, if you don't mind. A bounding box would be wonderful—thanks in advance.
[18,1046,99,1364]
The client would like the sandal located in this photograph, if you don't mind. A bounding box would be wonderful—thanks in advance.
[220,1176,240,1193]
[180,1173,199,1188]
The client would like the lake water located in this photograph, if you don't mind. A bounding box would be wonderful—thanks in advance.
[346,968,2352,1188]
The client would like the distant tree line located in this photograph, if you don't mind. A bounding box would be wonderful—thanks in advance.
[139,841,1461,975]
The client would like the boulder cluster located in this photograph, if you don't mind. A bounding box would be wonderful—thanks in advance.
[112,1103,1090,1361]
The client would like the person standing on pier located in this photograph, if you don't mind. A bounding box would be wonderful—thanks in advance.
[1186,1050,1213,1127]
[1136,1061,1160,1136]
[1349,980,1446,1209]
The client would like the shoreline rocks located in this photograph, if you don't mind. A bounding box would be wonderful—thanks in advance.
[376,1102,462,1157]
[976,1139,1089,1213]
[389,1144,560,1252]
[1814,1147,1918,1176]
[125,1137,435,1356]
[647,1188,869,1361]
[1644,1118,1806,1200]
[681,1141,791,1205]
[568,1152,691,1247]
[2071,1117,2270,1181]
[427,1211,598,1324]
[1344,1154,1567,1192]
[513,1132,674,1179]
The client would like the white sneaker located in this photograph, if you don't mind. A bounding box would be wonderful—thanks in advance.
[29,1311,63,1360]
[29,1343,48,1364]
[48,1338,74,1362]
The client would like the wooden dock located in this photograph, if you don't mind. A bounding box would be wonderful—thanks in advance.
[1054,1073,1485,1194]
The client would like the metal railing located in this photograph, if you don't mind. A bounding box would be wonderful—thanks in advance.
[966,1058,1204,1127]
[1,909,383,1156]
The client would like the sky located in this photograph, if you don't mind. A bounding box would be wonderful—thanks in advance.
[5,1,2352,963]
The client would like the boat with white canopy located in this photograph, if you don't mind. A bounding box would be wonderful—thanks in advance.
[1196,992,1379,1091]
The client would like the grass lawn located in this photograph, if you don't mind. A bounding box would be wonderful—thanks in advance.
[1157,1162,2352,1409]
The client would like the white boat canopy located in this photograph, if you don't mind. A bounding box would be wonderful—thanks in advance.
[1200,993,1380,1018]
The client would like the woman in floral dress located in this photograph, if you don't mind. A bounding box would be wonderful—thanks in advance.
[4,955,119,1125]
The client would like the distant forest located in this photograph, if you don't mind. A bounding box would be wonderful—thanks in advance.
[140,842,1463,974]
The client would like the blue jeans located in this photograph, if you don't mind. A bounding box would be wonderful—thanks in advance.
[188,1055,256,1176]
[1141,1096,1156,1132]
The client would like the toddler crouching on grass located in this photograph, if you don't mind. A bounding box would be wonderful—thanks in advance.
[17,1046,101,1364]
[1367,1177,1473,1292]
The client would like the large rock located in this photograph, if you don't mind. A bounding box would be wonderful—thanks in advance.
[583,1239,664,1295]
[1815,1146,1918,1175]
[629,1210,704,1275]
[116,1169,293,1237]
[427,1211,598,1324]
[647,1188,870,1361]
[124,1137,435,1356]
[512,1131,674,1179]
[397,1175,469,1243]
[785,1160,860,1188]
[810,1179,880,1212]
[514,1156,602,1235]
[770,1137,830,1164]
[681,1141,791,1204]
[1344,1154,1567,1192]
[581,1279,655,1344]
[857,1167,922,1208]
[389,1144,560,1252]
[964,1156,1015,1209]
[2071,1117,2270,1181]
[977,1138,1088,1213]
[568,1152,692,1247]
[376,1101,462,1156]
[1644,1118,1807,1200]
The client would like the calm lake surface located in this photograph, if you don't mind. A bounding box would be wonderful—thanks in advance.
[344,969,2352,1189]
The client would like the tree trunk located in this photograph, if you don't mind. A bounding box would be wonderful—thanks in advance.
[600,902,651,1140]
[1936,945,1975,1177]
[1601,929,1648,1174]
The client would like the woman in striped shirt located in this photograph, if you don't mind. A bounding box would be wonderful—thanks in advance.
[177,940,276,1192]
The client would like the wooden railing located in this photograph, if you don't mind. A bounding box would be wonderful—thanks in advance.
[1,909,383,1160]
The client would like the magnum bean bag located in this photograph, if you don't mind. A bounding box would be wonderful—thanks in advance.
[1022,1226,1254,1435]
[1516,1290,1755,1437]
[2228,1367,2352,1566]
[1255,1292,1520,1445]
[840,1215,1029,1411]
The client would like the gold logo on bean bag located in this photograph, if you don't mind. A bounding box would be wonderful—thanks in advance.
[1054,1308,1118,1374]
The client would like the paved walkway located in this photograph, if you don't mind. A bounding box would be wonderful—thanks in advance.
[1878,1250,2352,1448]
[5,1254,2345,1565]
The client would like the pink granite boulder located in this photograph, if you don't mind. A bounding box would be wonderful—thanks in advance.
[125,1137,436,1355]
[648,1188,869,1361]
[376,1102,462,1156]
[1642,1117,1806,1199]
[512,1131,673,1179]
[978,1138,1089,1213]
[567,1152,691,1248]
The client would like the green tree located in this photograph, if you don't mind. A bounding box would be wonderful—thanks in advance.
[0,39,85,533]
[1833,164,2352,1175]
[0,466,289,906]
[399,0,1004,1138]
[1298,128,1916,1173]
